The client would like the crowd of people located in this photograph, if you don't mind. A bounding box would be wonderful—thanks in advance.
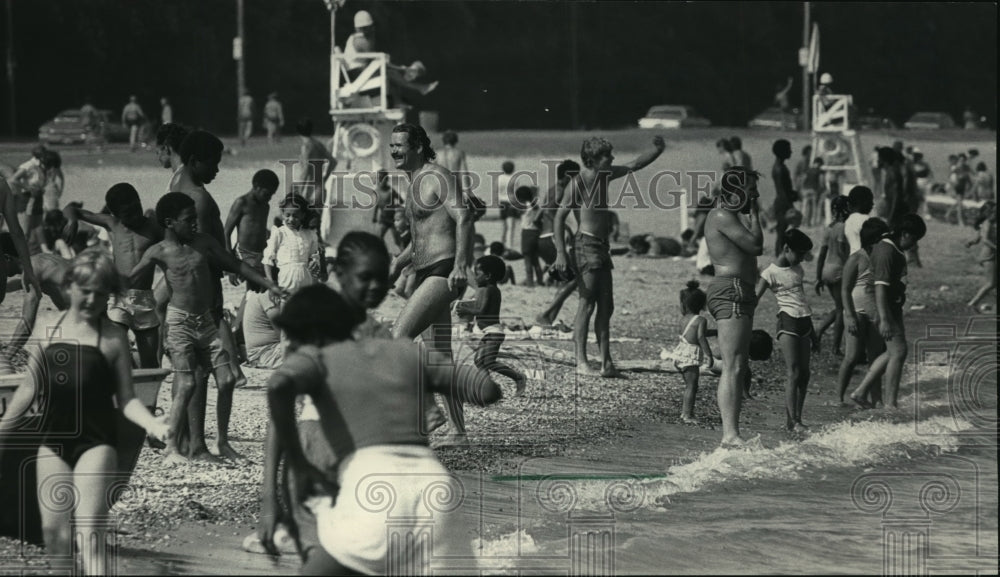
[0,69,996,576]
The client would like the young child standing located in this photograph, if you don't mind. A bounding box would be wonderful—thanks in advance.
[671,280,714,424]
[518,186,545,287]
[837,218,890,406]
[130,192,286,464]
[64,183,164,368]
[756,229,817,431]
[455,255,527,395]
[801,157,825,227]
[814,195,851,355]
[966,200,997,312]
[850,214,927,409]
[264,193,327,296]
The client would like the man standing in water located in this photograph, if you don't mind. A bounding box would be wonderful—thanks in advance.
[388,123,471,446]
[552,136,665,377]
[704,166,764,447]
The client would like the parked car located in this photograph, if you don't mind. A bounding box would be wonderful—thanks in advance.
[904,112,957,130]
[38,109,130,145]
[638,105,711,129]
[748,107,802,130]
[856,111,898,130]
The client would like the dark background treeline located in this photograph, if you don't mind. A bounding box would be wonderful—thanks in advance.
[0,1,995,135]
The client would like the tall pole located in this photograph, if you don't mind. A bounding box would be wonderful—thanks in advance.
[5,0,16,137]
[236,0,246,135]
[801,2,810,132]
[569,2,580,129]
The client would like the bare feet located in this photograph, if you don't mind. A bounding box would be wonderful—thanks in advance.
[515,375,527,396]
[217,442,247,463]
[793,422,810,433]
[850,394,873,410]
[576,363,602,377]
[533,313,554,327]
[163,450,188,467]
[680,416,698,425]
[719,433,762,449]
[190,449,223,465]
[600,364,624,379]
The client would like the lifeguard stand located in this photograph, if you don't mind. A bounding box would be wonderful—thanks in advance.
[329,50,405,173]
[811,94,872,188]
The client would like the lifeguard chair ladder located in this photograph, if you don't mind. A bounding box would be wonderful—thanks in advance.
[810,94,871,188]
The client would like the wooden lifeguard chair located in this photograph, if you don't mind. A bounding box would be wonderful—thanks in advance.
[811,94,872,188]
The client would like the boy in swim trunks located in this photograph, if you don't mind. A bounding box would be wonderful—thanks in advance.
[756,229,818,431]
[130,192,286,464]
[63,183,164,368]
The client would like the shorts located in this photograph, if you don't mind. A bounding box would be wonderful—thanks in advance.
[107,289,160,331]
[776,311,814,339]
[538,235,557,265]
[164,306,230,374]
[521,229,540,258]
[238,247,265,275]
[883,304,905,339]
[706,276,757,320]
[574,232,613,274]
[414,257,455,288]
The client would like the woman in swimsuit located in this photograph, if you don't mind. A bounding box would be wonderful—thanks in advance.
[0,250,169,574]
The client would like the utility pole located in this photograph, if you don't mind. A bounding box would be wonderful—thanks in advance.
[801,2,810,132]
[235,0,246,135]
[5,0,16,137]
[568,2,580,129]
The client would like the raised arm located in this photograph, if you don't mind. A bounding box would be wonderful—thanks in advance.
[1,180,40,295]
[610,136,665,180]
[63,202,114,231]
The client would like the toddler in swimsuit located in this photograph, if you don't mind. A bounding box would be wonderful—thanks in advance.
[670,280,714,424]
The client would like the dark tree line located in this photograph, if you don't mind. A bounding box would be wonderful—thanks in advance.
[0,1,995,135]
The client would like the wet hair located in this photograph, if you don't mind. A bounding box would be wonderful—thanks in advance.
[105,183,141,213]
[514,185,535,205]
[156,123,190,154]
[749,329,774,361]
[335,231,390,270]
[274,284,357,344]
[476,255,506,283]
[179,130,224,165]
[442,130,458,146]
[489,241,505,256]
[716,138,732,152]
[278,193,310,215]
[772,139,792,157]
[973,201,996,230]
[252,169,279,191]
[580,137,613,169]
[830,195,850,222]
[848,186,874,213]
[42,150,62,170]
[391,123,436,161]
[859,217,890,248]
[557,159,581,181]
[895,213,927,240]
[64,249,121,295]
[156,191,196,227]
[296,118,314,137]
[679,280,707,314]
[783,228,814,253]
[729,136,743,150]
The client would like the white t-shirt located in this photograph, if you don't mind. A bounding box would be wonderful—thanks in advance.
[760,263,812,318]
[844,212,873,254]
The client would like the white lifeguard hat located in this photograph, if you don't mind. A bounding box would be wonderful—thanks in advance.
[354,10,374,28]
[819,72,833,85]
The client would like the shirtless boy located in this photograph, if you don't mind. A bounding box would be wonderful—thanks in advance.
[535,159,581,325]
[62,184,163,368]
[552,136,665,377]
[2,236,68,359]
[131,192,286,464]
[387,123,472,446]
[225,169,279,284]
[704,166,764,446]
